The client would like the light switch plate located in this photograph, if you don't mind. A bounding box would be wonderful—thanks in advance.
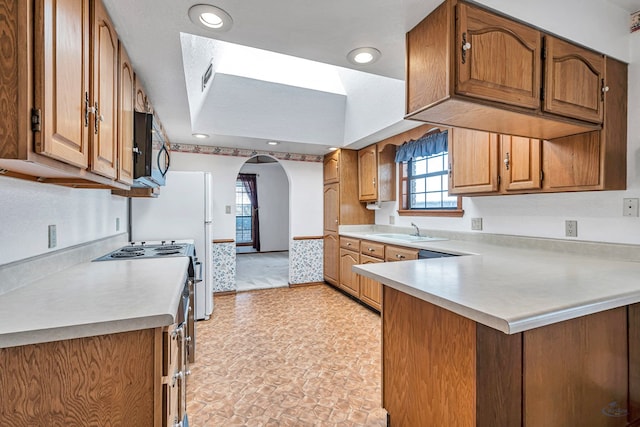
[389,215,395,225]
[225,205,231,214]
[48,224,57,248]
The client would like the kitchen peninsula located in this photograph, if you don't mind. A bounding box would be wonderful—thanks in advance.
[352,232,640,427]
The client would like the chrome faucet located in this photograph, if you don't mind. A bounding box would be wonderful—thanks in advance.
[411,222,420,236]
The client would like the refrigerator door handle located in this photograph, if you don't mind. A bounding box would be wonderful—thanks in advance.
[195,261,203,283]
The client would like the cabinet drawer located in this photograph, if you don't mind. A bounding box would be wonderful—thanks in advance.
[385,245,419,262]
[340,236,360,251]
[360,240,385,259]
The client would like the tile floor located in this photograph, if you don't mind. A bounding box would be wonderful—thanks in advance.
[236,251,289,292]
[187,285,386,426]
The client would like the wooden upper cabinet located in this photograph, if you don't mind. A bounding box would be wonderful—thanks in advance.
[90,0,118,179]
[543,36,605,124]
[449,128,499,195]
[405,0,603,140]
[34,0,91,168]
[358,146,377,201]
[117,42,134,185]
[500,135,541,192]
[456,2,541,109]
[134,75,152,113]
[323,150,339,184]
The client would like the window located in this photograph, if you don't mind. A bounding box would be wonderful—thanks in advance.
[235,180,253,243]
[397,130,463,217]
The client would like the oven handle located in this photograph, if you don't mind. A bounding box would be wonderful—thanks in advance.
[195,260,203,283]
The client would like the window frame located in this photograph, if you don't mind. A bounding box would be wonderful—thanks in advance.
[397,152,464,218]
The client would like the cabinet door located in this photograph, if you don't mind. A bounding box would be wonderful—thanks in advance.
[134,74,152,113]
[500,135,541,192]
[339,248,360,297]
[323,183,339,232]
[34,0,90,168]
[543,36,604,124]
[324,150,340,184]
[456,3,541,109]
[117,42,134,185]
[358,146,378,201]
[359,254,383,311]
[449,128,499,194]
[90,0,118,178]
[323,232,339,286]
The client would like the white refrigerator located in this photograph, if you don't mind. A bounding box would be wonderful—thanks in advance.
[131,171,214,320]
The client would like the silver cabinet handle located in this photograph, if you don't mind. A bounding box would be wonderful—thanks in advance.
[368,248,375,252]
[504,152,510,171]
[396,254,405,259]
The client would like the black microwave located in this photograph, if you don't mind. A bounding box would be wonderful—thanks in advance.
[132,111,169,188]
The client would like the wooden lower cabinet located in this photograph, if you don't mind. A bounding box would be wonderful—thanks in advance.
[339,247,360,298]
[0,324,187,426]
[359,254,383,311]
[383,286,634,427]
[323,232,339,286]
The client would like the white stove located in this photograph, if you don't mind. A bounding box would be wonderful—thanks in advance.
[93,240,194,261]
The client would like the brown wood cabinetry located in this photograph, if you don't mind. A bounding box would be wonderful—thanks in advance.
[359,240,385,311]
[0,322,189,426]
[0,0,132,190]
[383,286,634,427]
[117,42,134,185]
[385,245,419,262]
[339,239,360,298]
[449,128,500,195]
[322,150,373,287]
[90,0,118,179]
[500,134,542,192]
[135,74,153,113]
[406,0,609,140]
[358,143,396,202]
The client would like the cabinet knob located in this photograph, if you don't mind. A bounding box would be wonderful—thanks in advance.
[396,254,405,259]
[368,248,374,252]
[335,219,338,224]
[185,336,192,343]
[461,32,471,64]
[347,242,352,246]
[503,152,510,171]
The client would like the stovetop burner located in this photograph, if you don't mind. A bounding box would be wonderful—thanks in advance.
[93,241,194,262]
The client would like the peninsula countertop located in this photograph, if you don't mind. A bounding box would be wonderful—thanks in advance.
[0,256,190,348]
[348,230,640,334]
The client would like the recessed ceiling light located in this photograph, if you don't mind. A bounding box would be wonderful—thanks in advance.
[328,147,338,151]
[267,141,279,146]
[347,47,381,65]
[192,133,209,139]
[188,4,233,32]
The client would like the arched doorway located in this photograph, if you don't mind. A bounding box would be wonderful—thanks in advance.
[234,155,290,291]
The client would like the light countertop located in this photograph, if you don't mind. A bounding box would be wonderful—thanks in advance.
[0,256,189,348]
[348,230,640,334]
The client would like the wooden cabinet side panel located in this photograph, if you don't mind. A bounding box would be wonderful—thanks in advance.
[601,57,627,190]
[34,0,90,168]
[90,0,118,178]
[523,307,628,427]
[377,143,396,202]
[383,286,476,427]
[542,131,600,190]
[406,0,452,115]
[323,183,339,232]
[629,304,640,424]
[0,330,157,426]
[476,324,522,427]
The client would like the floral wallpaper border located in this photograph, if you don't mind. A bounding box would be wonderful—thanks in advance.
[289,238,324,285]
[169,143,323,163]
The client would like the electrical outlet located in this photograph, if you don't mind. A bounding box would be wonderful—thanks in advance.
[48,224,57,248]
[225,205,231,214]
[116,217,120,231]
[389,215,395,225]
[565,220,578,237]
[471,218,483,231]
[623,198,639,217]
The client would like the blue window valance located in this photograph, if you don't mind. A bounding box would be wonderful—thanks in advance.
[395,130,448,163]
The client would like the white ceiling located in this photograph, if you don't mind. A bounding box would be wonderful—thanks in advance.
[101,0,639,156]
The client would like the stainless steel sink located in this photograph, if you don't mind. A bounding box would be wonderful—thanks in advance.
[368,233,448,243]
